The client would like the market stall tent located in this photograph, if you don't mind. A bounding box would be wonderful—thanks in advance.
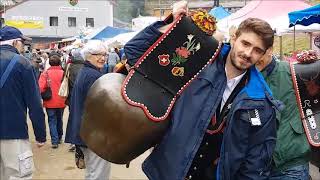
[85,26,132,40]
[104,31,139,48]
[217,0,311,34]
[289,4,320,27]
[209,6,230,21]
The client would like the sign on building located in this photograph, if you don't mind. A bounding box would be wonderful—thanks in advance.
[69,0,78,6]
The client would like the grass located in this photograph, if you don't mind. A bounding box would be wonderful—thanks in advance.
[273,33,311,56]
[273,0,320,56]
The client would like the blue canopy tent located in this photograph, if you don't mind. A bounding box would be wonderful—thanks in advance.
[289,4,320,27]
[288,4,320,50]
[87,26,132,40]
[209,6,230,21]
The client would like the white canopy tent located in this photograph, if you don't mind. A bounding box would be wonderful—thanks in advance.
[104,31,139,48]
[132,16,159,31]
[217,0,313,35]
[268,15,320,57]
[270,15,320,35]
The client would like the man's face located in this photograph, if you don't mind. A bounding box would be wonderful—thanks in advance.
[256,48,273,71]
[87,53,106,69]
[229,31,266,71]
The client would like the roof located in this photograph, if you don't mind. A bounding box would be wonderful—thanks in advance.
[289,4,320,27]
[85,26,132,40]
[0,0,28,14]
[217,0,312,33]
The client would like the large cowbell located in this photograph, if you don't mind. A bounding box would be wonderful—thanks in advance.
[80,11,221,164]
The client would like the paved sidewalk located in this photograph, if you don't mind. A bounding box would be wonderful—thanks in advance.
[29,109,148,180]
[28,108,320,179]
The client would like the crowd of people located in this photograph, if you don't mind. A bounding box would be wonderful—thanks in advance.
[0,0,319,180]
[0,25,124,179]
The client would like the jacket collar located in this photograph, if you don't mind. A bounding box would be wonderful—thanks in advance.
[84,60,101,71]
[220,43,230,60]
[0,45,19,54]
[241,66,273,99]
[261,56,276,77]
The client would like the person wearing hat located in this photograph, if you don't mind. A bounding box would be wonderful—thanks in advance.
[0,26,46,180]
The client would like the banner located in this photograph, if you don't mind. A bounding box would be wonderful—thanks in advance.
[5,20,44,29]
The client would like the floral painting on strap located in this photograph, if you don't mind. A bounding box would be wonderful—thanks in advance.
[158,34,201,77]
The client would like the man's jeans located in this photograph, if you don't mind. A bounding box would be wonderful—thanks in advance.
[46,108,64,145]
[269,164,309,180]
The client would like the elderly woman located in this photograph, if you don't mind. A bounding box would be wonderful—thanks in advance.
[65,41,110,179]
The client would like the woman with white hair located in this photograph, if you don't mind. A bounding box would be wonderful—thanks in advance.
[65,41,111,180]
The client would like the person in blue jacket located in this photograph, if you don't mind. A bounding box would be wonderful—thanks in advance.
[124,1,282,180]
[0,26,46,180]
[65,41,111,180]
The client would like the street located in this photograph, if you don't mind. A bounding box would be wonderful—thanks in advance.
[28,108,148,180]
[28,108,320,179]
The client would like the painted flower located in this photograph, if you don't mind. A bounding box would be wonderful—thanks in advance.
[195,43,201,51]
[158,54,170,66]
[187,34,194,41]
[176,47,191,58]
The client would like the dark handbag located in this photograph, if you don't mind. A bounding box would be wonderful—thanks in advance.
[41,71,52,100]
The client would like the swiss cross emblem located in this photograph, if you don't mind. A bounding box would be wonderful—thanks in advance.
[69,0,78,6]
[158,54,170,66]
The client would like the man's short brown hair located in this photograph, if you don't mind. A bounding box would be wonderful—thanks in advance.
[235,18,274,50]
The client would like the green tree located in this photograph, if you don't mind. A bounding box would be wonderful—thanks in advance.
[114,0,149,23]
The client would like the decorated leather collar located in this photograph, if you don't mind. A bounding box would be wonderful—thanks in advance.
[122,10,222,121]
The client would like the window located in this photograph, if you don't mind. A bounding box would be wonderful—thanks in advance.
[86,18,94,27]
[160,9,164,16]
[49,16,58,26]
[68,17,76,27]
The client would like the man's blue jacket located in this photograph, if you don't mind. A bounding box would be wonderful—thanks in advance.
[0,45,46,142]
[124,21,282,180]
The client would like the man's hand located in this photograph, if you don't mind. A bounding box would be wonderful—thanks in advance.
[172,0,188,20]
[159,0,188,33]
[36,141,45,148]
